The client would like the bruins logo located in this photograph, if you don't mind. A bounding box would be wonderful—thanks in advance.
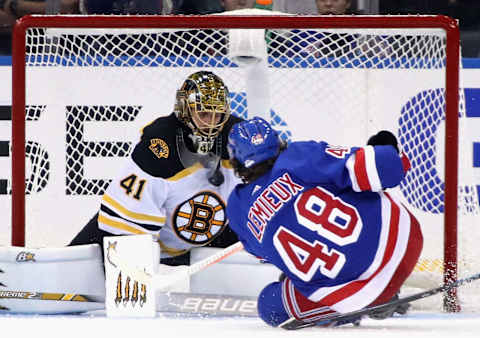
[173,191,227,245]
[149,138,169,159]
[115,272,147,308]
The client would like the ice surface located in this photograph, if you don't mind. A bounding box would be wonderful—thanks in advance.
[1,311,480,338]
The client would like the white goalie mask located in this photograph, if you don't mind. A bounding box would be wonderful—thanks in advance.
[174,71,231,155]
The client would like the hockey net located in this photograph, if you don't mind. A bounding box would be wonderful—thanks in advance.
[8,12,480,311]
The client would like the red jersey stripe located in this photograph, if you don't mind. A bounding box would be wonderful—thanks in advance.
[353,148,371,191]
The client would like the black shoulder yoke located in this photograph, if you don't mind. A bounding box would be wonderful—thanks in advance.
[131,113,184,178]
[132,113,245,177]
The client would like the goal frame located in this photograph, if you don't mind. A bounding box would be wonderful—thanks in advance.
[11,14,461,310]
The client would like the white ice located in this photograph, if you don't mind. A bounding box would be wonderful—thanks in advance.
[1,311,480,338]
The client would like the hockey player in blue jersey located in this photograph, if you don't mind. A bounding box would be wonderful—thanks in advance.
[226,117,423,329]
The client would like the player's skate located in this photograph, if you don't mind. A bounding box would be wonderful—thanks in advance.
[280,314,361,330]
[368,293,410,320]
[323,316,362,328]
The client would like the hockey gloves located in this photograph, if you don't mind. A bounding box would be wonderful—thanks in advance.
[367,130,399,153]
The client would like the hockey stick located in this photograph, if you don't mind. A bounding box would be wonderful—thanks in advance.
[182,241,245,277]
[280,271,480,330]
[157,292,258,317]
[0,289,105,311]
[0,288,259,317]
[106,241,244,291]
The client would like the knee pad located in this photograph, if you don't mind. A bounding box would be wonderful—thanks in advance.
[257,281,290,327]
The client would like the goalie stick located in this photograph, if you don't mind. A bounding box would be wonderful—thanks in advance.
[157,292,258,317]
[0,289,258,317]
[279,271,480,330]
[0,289,105,312]
[0,290,104,303]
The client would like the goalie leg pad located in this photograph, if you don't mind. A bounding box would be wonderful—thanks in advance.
[190,247,281,297]
[0,244,105,314]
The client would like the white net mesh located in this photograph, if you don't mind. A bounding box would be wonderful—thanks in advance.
[12,14,480,311]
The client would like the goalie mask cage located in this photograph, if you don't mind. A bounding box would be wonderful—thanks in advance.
[9,13,480,312]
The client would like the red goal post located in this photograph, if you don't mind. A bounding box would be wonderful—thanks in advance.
[9,13,477,311]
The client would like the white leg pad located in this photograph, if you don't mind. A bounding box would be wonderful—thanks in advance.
[190,247,281,297]
[0,244,105,314]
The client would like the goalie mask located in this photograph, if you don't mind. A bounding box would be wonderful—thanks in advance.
[175,71,231,155]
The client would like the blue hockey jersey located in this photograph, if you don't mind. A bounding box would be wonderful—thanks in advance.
[227,141,416,313]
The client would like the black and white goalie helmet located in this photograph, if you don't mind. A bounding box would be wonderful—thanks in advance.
[175,71,231,155]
